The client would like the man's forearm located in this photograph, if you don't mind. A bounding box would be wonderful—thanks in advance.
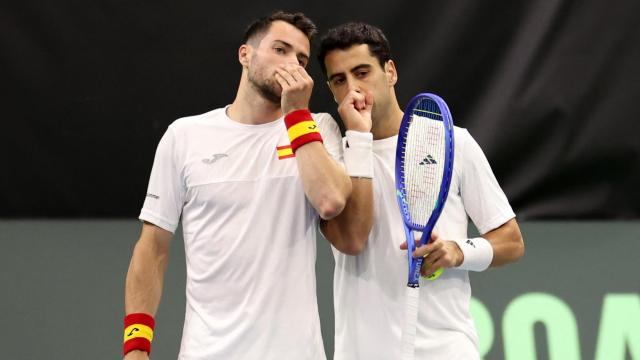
[125,225,171,315]
[321,177,373,255]
[294,141,352,220]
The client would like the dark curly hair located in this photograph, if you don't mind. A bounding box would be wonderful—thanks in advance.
[317,22,392,76]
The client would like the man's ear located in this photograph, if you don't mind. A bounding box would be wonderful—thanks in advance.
[385,60,398,86]
[239,44,252,67]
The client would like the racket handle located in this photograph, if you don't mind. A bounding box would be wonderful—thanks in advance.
[400,287,420,360]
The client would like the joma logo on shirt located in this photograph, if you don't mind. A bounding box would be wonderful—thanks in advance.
[202,153,228,164]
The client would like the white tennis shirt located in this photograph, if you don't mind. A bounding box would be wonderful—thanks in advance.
[140,107,342,360]
[332,128,515,360]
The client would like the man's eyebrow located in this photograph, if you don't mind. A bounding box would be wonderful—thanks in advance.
[328,71,344,82]
[350,64,372,73]
[328,64,372,82]
[272,40,293,50]
[272,40,309,61]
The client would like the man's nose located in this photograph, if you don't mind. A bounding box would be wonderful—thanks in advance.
[284,54,300,66]
[346,78,361,94]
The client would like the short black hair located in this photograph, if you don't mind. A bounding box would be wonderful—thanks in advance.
[317,22,392,76]
[242,11,317,46]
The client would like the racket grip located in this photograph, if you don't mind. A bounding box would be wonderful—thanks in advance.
[400,287,420,360]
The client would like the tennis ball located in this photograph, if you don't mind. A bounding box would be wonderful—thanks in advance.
[424,267,444,281]
[421,252,444,280]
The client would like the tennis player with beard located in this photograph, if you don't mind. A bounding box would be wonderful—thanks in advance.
[122,12,371,360]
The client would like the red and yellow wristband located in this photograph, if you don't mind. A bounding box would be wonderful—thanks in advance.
[284,109,323,152]
[123,313,155,356]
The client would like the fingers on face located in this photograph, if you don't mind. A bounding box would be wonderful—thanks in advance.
[352,91,366,110]
[341,88,363,104]
[278,65,312,88]
[275,68,294,88]
[337,86,371,112]
[294,66,312,83]
[273,73,287,90]
[364,91,374,107]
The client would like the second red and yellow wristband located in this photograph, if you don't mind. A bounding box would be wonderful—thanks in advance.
[123,313,155,355]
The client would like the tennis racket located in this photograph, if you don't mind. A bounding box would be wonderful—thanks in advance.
[395,93,455,360]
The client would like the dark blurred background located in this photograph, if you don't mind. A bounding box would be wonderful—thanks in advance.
[2,0,639,219]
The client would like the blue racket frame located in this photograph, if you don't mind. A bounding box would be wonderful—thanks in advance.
[395,93,455,287]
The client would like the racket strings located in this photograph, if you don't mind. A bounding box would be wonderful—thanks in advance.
[401,99,446,228]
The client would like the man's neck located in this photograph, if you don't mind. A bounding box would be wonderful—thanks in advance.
[372,103,404,140]
[227,76,282,125]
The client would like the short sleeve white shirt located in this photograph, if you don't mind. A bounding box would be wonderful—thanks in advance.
[140,107,342,360]
[332,127,515,360]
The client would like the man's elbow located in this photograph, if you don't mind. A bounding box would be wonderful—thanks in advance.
[510,234,525,263]
[504,219,525,263]
[317,196,347,220]
[339,236,367,255]
[339,224,372,255]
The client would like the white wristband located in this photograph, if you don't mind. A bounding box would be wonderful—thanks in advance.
[342,130,374,179]
[453,237,494,272]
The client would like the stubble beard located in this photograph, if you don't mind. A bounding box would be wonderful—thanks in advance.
[248,65,282,105]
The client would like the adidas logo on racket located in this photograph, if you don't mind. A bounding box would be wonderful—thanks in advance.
[419,155,437,165]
